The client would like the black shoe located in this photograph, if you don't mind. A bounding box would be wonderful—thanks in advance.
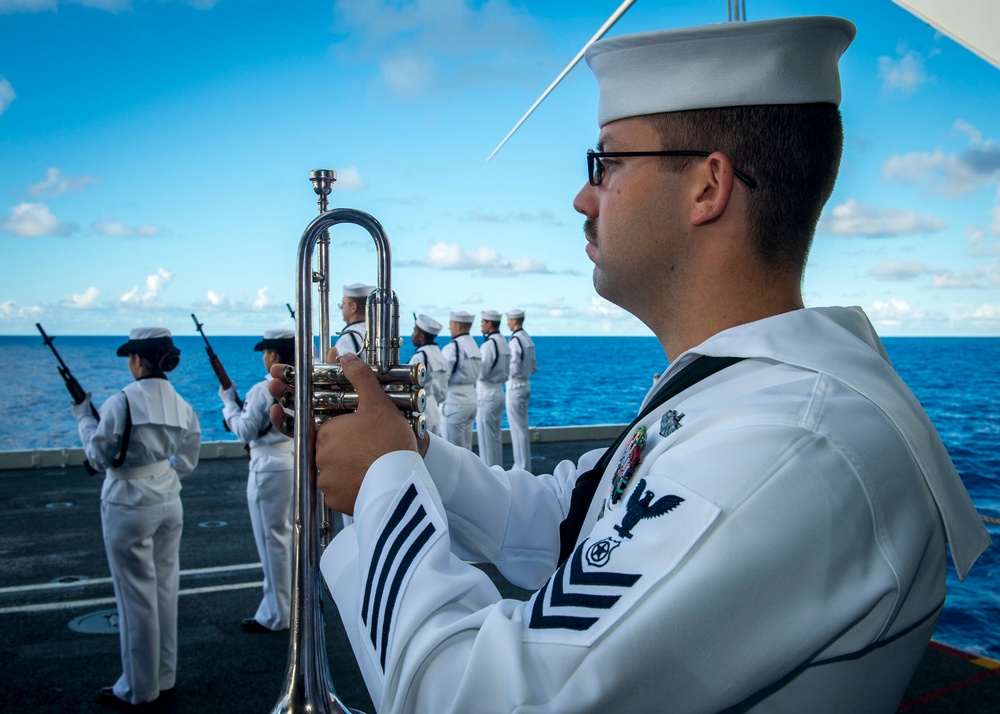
[97,688,130,709]
[241,617,273,633]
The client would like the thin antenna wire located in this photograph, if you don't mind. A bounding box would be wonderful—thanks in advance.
[486,0,637,162]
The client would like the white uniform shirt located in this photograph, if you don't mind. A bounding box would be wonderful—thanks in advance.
[222,375,290,453]
[441,334,481,400]
[477,333,510,385]
[409,344,448,406]
[78,377,201,507]
[321,306,990,713]
[335,322,366,357]
[507,329,537,382]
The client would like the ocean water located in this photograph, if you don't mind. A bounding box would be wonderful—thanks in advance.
[2,334,998,657]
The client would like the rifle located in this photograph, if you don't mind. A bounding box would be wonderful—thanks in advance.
[286,302,295,320]
[37,323,100,419]
[36,323,99,475]
[191,314,244,409]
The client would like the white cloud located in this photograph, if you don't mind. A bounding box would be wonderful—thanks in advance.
[0,75,15,116]
[462,208,563,226]
[585,295,627,319]
[27,167,99,197]
[0,298,43,319]
[820,198,946,237]
[1,202,76,237]
[330,166,368,191]
[331,0,545,99]
[121,267,173,305]
[62,286,100,308]
[0,0,216,12]
[206,289,228,307]
[877,43,931,94]
[252,287,274,310]
[869,258,928,281]
[882,121,1000,198]
[414,240,573,277]
[91,218,161,237]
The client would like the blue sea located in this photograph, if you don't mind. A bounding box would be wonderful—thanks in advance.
[2,334,998,658]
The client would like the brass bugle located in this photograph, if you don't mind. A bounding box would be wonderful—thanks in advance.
[279,386,427,415]
[282,361,426,388]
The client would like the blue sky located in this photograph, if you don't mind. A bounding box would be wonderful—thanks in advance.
[1,0,998,337]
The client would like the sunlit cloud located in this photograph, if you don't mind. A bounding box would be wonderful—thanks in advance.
[206,289,228,307]
[0,0,218,12]
[820,198,946,237]
[407,240,576,277]
[0,75,15,116]
[91,218,161,237]
[869,259,928,281]
[461,208,563,227]
[252,287,274,310]
[330,166,368,191]
[877,42,932,94]
[1,202,76,237]
[869,257,999,289]
[120,267,173,305]
[62,286,101,309]
[882,121,1000,198]
[27,167,100,197]
[0,298,43,319]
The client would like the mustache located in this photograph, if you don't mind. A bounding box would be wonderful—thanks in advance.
[583,219,596,242]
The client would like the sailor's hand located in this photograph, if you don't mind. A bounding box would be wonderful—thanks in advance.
[71,393,93,420]
[218,383,238,404]
[315,353,417,515]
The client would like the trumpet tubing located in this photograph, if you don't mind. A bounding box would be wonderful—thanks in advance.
[271,186,424,713]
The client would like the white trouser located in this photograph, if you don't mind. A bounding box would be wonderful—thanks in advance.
[424,394,442,437]
[505,379,531,470]
[247,449,294,630]
[442,385,477,450]
[476,381,505,467]
[102,495,183,705]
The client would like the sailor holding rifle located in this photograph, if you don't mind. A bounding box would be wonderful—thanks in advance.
[333,283,374,359]
[408,314,448,436]
[272,15,991,713]
[475,309,511,467]
[218,329,295,633]
[439,310,481,450]
[72,327,201,708]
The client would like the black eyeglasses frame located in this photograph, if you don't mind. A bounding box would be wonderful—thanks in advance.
[586,149,757,189]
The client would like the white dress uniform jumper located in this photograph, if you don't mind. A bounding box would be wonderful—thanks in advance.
[476,332,511,467]
[222,374,294,630]
[321,306,989,713]
[440,333,482,450]
[506,326,537,470]
[409,343,448,436]
[76,376,201,705]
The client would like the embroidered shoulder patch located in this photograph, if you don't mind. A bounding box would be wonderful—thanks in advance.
[361,477,444,671]
[524,475,721,647]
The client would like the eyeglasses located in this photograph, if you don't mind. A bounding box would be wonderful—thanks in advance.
[587,149,757,189]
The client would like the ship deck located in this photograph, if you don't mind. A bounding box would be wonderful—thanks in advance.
[1,435,997,713]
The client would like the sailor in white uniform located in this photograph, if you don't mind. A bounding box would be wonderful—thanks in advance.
[475,310,510,467]
[302,16,992,714]
[408,314,448,437]
[219,329,294,633]
[72,327,201,707]
[333,283,373,359]
[504,309,537,471]
[439,311,481,450]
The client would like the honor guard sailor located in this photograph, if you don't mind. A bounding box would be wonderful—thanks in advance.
[439,310,481,450]
[276,15,991,714]
[505,308,537,470]
[218,329,295,633]
[475,309,510,466]
[72,327,201,707]
[409,314,448,436]
[334,283,374,358]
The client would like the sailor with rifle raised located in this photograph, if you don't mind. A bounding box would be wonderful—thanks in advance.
[68,326,201,708]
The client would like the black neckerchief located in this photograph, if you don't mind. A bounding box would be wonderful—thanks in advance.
[556,355,745,565]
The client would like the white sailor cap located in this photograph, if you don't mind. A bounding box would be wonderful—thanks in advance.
[507,309,525,319]
[481,310,501,322]
[116,327,179,357]
[415,314,442,336]
[449,310,474,324]
[254,329,295,351]
[585,16,856,127]
[343,283,375,299]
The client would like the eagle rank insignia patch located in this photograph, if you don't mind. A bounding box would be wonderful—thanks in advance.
[525,474,722,646]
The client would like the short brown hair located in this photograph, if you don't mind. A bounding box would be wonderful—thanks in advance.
[648,103,843,272]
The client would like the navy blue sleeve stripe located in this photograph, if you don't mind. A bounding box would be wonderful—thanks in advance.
[368,504,428,647]
[379,522,437,669]
[362,483,418,625]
